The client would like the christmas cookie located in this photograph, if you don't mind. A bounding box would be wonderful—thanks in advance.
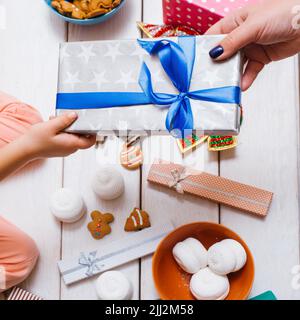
[51,0,122,20]
[124,208,151,232]
[87,210,114,240]
[177,134,208,154]
[208,136,238,152]
[120,139,143,170]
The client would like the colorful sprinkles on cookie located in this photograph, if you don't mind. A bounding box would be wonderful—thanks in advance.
[177,134,208,153]
[208,136,238,151]
[87,210,114,240]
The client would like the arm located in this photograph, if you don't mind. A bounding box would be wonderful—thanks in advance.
[0,112,96,181]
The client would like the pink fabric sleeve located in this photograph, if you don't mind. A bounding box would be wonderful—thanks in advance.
[0,92,43,148]
[0,216,39,292]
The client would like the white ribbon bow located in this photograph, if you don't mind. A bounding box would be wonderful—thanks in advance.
[168,168,191,194]
[78,251,100,277]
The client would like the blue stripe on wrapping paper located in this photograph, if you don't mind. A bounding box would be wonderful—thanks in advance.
[56,36,241,134]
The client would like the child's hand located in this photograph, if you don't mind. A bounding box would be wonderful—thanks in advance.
[206,0,300,90]
[21,112,96,159]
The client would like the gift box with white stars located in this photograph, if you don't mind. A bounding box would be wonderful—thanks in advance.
[56,36,242,136]
[163,0,257,34]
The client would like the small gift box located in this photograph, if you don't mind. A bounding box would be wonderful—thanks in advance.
[56,35,242,136]
[148,160,273,217]
[163,0,257,34]
[58,221,173,285]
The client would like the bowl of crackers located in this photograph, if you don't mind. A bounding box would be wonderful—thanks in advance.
[45,0,126,25]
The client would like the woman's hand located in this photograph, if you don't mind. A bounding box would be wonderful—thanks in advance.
[21,112,96,159]
[206,0,300,90]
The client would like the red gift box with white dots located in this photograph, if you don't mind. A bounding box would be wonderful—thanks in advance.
[163,0,255,34]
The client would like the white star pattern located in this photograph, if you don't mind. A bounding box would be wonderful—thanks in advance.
[151,69,165,84]
[90,70,109,89]
[116,70,136,89]
[104,43,122,63]
[60,45,71,60]
[194,68,222,87]
[63,71,81,90]
[130,45,146,63]
[78,45,96,63]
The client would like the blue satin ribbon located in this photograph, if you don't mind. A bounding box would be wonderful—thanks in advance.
[56,36,241,135]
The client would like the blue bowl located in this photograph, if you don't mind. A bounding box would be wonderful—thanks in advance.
[44,0,126,25]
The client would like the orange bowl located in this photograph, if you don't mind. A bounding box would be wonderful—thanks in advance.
[152,222,255,300]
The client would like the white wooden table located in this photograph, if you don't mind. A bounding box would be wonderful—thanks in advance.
[0,0,300,300]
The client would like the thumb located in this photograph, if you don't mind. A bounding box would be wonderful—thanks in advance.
[48,112,78,132]
[209,23,256,60]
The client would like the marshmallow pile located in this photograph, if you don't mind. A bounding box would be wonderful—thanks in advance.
[172,238,247,300]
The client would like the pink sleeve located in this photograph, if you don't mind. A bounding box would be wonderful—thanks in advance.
[0,216,39,292]
[0,92,43,148]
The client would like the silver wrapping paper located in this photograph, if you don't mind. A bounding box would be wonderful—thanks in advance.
[56,35,242,135]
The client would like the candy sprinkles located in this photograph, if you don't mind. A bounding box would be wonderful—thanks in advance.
[208,136,238,151]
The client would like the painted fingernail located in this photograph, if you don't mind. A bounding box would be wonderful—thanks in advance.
[209,45,224,59]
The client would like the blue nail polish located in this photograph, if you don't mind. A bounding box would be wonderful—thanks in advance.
[209,45,224,59]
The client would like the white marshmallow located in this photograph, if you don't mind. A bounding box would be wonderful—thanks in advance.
[96,271,133,300]
[221,239,247,272]
[173,238,207,274]
[92,166,125,201]
[208,242,237,275]
[50,188,85,223]
[190,268,230,300]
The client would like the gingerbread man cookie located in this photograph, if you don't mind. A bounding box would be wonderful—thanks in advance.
[124,208,151,232]
[88,211,114,240]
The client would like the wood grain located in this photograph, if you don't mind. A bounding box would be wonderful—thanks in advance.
[0,0,65,299]
[60,0,143,300]
[220,58,300,299]
[140,0,219,300]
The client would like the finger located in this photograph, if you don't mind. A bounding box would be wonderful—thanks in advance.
[49,115,55,120]
[242,59,265,91]
[75,134,97,149]
[206,7,248,35]
[264,39,300,61]
[48,112,78,132]
[209,22,258,60]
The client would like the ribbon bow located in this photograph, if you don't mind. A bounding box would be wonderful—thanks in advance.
[78,251,100,277]
[168,168,191,194]
[137,37,241,136]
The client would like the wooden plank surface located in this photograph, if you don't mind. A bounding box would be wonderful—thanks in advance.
[0,0,65,299]
[220,57,300,300]
[140,0,219,300]
[60,0,143,300]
